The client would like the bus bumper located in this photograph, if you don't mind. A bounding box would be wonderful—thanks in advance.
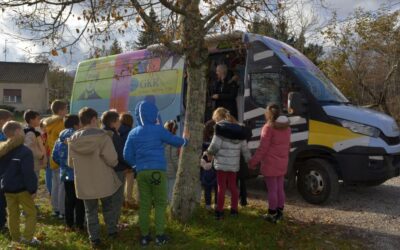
[336,147,400,183]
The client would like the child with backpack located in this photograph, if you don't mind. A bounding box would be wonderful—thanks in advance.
[1,121,40,246]
[206,108,251,220]
[248,104,291,223]
[23,110,47,180]
[123,100,189,246]
[52,115,85,231]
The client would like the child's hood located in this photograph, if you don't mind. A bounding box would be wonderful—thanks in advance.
[68,128,111,155]
[0,134,25,158]
[118,124,131,135]
[215,121,250,143]
[59,128,76,142]
[44,115,63,130]
[134,100,159,126]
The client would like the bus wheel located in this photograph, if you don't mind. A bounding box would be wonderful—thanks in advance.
[297,159,339,204]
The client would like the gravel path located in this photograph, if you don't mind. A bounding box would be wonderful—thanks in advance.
[247,176,400,249]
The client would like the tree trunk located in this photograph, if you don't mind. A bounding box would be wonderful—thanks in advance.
[171,64,208,221]
[171,0,208,222]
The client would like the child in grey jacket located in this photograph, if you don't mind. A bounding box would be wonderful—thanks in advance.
[207,108,251,220]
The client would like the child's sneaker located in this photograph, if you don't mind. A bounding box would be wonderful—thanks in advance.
[58,214,65,220]
[276,208,284,222]
[262,213,278,224]
[21,237,41,246]
[108,231,118,239]
[90,239,102,248]
[140,235,152,246]
[215,210,224,220]
[230,209,239,217]
[155,235,169,246]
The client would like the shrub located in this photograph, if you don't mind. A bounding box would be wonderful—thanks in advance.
[0,105,16,113]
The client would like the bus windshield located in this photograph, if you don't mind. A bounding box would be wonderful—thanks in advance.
[289,67,349,104]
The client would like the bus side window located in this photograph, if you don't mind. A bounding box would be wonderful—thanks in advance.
[250,72,286,110]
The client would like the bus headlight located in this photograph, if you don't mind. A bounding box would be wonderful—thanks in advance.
[337,119,381,138]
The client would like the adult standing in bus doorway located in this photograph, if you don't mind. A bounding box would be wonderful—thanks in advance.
[211,64,239,119]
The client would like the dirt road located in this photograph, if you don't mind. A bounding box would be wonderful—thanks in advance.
[247,177,400,249]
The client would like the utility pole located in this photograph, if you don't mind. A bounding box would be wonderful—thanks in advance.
[3,39,7,61]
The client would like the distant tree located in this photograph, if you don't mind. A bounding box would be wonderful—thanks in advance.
[35,55,74,101]
[108,39,123,55]
[88,39,123,59]
[249,14,324,65]
[321,8,400,117]
[135,7,162,49]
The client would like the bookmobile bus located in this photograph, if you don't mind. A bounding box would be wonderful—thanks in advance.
[70,31,400,204]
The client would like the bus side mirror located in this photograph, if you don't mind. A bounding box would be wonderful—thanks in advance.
[288,92,307,115]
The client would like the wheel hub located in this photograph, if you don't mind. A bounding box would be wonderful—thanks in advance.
[304,170,324,195]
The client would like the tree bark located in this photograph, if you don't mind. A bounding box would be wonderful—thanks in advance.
[171,64,208,221]
[171,0,209,222]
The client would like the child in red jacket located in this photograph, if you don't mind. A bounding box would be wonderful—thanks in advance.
[248,104,291,223]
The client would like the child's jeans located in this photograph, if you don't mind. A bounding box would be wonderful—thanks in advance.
[5,191,37,241]
[112,171,125,225]
[83,196,116,241]
[45,165,52,195]
[216,171,238,212]
[264,175,285,211]
[0,191,6,229]
[64,181,85,229]
[51,168,65,214]
[137,170,167,236]
[203,184,217,206]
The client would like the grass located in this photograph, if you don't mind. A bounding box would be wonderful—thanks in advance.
[0,176,366,250]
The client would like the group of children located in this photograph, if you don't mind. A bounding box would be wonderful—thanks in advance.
[0,98,291,248]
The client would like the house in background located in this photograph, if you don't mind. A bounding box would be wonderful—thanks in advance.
[0,62,49,113]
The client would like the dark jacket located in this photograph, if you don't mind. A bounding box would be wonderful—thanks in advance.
[123,100,188,173]
[118,124,132,145]
[104,126,130,172]
[213,78,238,118]
[1,145,38,194]
[200,142,217,187]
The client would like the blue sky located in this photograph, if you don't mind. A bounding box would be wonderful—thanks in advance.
[0,0,398,70]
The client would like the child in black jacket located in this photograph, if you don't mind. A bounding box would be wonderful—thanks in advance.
[1,121,39,246]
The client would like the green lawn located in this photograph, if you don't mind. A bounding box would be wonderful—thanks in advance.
[0,173,365,250]
[0,186,365,250]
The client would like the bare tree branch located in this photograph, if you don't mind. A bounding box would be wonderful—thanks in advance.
[158,0,188,16]
[204,0,245,32]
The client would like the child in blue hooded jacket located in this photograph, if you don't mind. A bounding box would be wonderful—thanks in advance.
[52,115,84,231]
[123,100,188,247]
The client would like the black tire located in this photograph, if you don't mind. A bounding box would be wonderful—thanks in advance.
[297,158,339,204]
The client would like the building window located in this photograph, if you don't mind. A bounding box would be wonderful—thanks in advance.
[3,89,22,103]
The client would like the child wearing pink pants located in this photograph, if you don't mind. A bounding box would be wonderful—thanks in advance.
[249,104,291,223]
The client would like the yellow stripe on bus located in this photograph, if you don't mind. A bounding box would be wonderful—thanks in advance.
[308,120,363,149]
